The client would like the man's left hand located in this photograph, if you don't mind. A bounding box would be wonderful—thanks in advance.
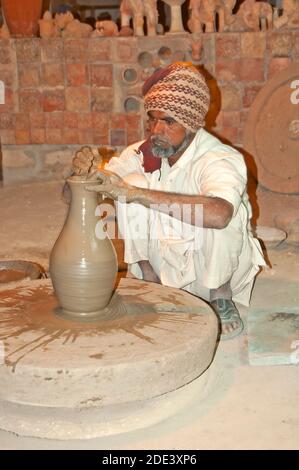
[85,169,136,202]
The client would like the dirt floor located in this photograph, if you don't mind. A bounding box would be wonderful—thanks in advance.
[0,180,298,450]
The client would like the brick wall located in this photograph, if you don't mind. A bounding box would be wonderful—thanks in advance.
[0,31,298,183]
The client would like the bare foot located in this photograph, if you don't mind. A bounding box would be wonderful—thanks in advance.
[138,260,161,284]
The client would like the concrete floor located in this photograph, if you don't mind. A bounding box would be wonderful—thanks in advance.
[0,180,298,450]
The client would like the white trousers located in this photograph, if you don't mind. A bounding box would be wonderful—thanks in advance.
[117,174,264,306]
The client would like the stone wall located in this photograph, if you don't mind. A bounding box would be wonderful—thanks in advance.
[0,31,298,184]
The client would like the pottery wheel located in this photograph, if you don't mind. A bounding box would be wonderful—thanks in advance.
[0,278,217,439]
[243,64,299,194]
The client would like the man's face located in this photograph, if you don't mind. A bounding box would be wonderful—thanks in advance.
[147,110,190,159]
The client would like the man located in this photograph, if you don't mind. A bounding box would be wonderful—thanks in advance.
[77,62,265,340]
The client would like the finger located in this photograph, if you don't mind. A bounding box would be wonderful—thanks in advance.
[86,169,98,180]
[97,169,121,184]
[81,146,94,157]
[85,183,111,193]
[73,156,91,169]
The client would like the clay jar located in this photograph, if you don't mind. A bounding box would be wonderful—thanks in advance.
[50,177,118,319]
[2,0,43,37]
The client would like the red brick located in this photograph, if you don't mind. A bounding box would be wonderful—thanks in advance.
[78,129,94,144]
[221,111,241,128]
[239,110,250,145]
[78,113,92,129]
[216,34,240,59]
[29,112,45,128]
[110,129,126,146]
[30,128,45,144]
[268,32,293,57]
[0,113,15,129]
[92,112,107,131]
[62,128,79,144]
[87,38,112,61]
[66,63,88,86]
[110,113,126,129]
[219,127,238,145]
[42,90,65,112]
[93,129,109,145]
[19,90,42,112]
[126,114,141,144]
[15,129,31,144]
[238,59,264,82]
[41,38,64,62]
[268,58,292,79]
[294,32,299,59]
[0,40,12,64]
[16,39,40,62]
[90,64,113,87]
[46,128,62,144]
[240,109,250,127]
[216,60,240,82]
[126,114,141,128]
[202,34,215,61]
[243,85,263,108]
[64,112,78,128]
[220,85,242,111]
[116,40,138,62]
[0,129,15,144]
[241,32,266,58]
[45,112,64,128]
[15,113,30,130]
[18,64,40,88]
[64,39,89,62]
[91,88,113,112]
[127,130,140,146]
[0,64,15,87]
[65,87,90,112]
[0,88,16,113]
[41,63,64,87]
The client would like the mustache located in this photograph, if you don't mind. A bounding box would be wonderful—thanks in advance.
[150,135,171,146]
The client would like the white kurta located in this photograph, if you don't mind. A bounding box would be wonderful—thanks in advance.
[106,129,265,306]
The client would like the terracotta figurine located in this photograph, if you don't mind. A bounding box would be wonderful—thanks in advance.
[188,0,236,33]
[120,0,158,36]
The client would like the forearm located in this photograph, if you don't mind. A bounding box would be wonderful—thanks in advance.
[127,187,233,229]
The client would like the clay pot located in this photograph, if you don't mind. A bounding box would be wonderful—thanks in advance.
[2,0,43,37]
[50,177,118,319]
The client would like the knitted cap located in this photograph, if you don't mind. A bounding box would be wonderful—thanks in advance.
[143,62,210,133]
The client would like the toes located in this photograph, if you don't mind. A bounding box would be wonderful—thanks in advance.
[222,320,242,336]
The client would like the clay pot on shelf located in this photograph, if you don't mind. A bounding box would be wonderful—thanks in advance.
[2,0,43,37]
[50,177,118,319]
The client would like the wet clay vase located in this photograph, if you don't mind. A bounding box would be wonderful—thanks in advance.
[50,177,118,319]
[2,0,43,37]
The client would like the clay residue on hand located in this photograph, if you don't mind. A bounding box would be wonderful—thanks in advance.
[71,146,118,179]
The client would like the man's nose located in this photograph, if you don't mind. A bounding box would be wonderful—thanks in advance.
[151,119,165,134]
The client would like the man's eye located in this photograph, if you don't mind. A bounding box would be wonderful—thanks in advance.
[166,119,176,126]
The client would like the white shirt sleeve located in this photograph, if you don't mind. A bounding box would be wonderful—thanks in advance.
[105,141,145,177]
[199,153,247,216]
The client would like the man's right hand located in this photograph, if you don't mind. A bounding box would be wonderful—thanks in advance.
[72,146,102,177]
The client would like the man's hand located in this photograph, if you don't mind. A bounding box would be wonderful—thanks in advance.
[72,146,102,176]
[85,169,137,202]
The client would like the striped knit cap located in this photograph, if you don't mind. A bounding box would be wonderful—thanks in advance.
[143,62,210,133]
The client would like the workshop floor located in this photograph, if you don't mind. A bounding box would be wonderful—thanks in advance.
[0,180,298,450]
